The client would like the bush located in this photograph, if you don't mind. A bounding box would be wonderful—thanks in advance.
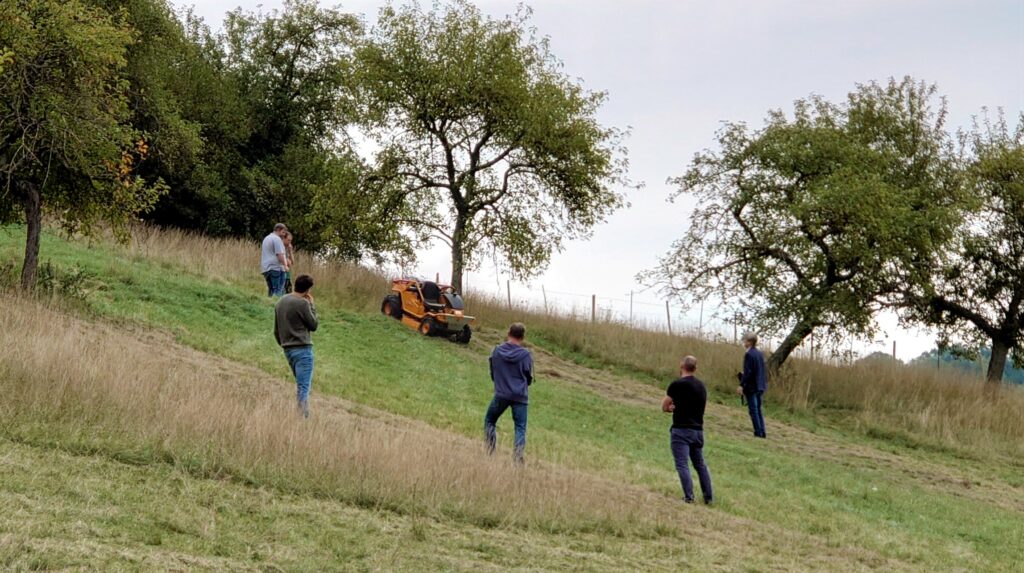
[35,261,97,300]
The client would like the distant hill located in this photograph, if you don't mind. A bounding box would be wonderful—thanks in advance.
[910,348,1024,384]
[855,351,902,366]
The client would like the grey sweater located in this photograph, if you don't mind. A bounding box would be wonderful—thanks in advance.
[274,295,318,348]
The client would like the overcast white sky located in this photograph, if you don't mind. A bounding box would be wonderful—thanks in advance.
[194,0,1024,361]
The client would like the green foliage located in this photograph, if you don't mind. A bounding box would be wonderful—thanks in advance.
[644,78,962,369]
[0,47,12,74]
[0,0,166,286]
[904,112,1024,382]
[107,0,368,253]
[347,0,631,289]
[35,260,97,299]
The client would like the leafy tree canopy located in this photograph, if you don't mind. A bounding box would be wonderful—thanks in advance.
[901,112,1024,383]
[643,78,962,372]
[342,0,632,290]
[0,0,165,288]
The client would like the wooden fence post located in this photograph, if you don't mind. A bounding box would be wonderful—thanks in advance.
[591,294,596,323]
[542,285,548,315]
[506,280,512,309]
[665,300,672,336]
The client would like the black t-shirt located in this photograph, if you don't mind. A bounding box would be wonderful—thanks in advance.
[666,375,707,430]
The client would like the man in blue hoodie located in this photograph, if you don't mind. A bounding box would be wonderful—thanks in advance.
[738,332,768,438]
[484,322,534,464]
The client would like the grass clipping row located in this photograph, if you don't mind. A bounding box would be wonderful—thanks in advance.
[0,296,677,537]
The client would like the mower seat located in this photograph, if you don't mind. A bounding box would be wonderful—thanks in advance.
[420,282,445,311]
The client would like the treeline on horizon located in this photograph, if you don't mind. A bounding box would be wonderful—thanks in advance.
[3,0,1024,385]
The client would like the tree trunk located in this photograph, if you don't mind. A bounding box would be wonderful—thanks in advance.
[985,337,1011,384]
[19,181,42,291]
[766,318,816,374]
[449,213,467,293]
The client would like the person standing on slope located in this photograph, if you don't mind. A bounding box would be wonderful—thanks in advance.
[662,355,713,504]
[282,231,296,294]
[261,223,290,297]
[275,274,318,418]
[737,332,768,438]
[484,323,534,464]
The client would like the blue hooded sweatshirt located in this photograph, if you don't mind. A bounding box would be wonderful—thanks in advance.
[489,341,534,404]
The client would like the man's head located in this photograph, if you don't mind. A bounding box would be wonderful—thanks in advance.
[274,223,288,237]
[742,331,758,349]
[680,355,698,375]
[294,274,314,294]
[508,322,526,343]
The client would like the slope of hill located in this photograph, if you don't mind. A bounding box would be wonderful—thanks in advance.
[0,226,1022,572]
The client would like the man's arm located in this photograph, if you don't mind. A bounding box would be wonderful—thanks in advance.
[275,237,289,270]
[489,354,495,382]
[661,395,675,412]
[273,309,281,346]
[524,354,533,386]
[298,298,318,332]
[741,351,755,389]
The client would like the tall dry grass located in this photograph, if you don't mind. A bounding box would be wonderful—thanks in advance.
[0,296,675,535]
[119,225,1024,456]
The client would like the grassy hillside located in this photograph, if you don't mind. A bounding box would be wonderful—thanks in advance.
[0,225,1022,572]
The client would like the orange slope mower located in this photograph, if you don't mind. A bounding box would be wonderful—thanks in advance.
[380,278,475,344]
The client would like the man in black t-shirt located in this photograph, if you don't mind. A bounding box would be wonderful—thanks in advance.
[661,355,713,504]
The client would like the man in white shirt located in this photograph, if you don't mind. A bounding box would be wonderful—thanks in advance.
[261,223,290,297]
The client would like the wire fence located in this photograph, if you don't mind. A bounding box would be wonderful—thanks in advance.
[457,276,883,367]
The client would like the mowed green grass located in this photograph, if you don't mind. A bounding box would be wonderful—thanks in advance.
[1,227,1023,572]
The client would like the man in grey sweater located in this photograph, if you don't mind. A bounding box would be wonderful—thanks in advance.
[274,274,318,417]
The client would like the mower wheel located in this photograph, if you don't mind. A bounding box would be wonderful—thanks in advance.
[418,318,436,336]
[457,325,472,345]
[381,296,402,320]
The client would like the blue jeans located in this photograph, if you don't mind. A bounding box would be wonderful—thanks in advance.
[746,390,766,438]
[285,346,314,417]
[484,397,528,463]
[264,269,286,297]
[670,428,713,503]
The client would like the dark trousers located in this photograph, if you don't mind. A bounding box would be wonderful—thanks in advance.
[671,425,712,501]
[745,390,766,437]
[670,428,713,502]
[484,397,528,463]
[263,269,286,297]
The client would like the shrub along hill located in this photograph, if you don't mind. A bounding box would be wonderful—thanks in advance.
[0,225,1021,572]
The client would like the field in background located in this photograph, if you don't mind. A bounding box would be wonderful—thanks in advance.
[0,224,1022,571]
[113,225,1024,459]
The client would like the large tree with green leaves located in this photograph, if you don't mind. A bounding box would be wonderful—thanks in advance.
[901,113,1024,383]
[643,78,962,372]
[0,0,164,289]
[350,1,630,291]
[218,0,361,246]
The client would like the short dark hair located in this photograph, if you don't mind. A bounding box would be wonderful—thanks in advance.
[294,274,314,293]
[274,223,287,232]
[681,355,697,373]
[508,322,526,340]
